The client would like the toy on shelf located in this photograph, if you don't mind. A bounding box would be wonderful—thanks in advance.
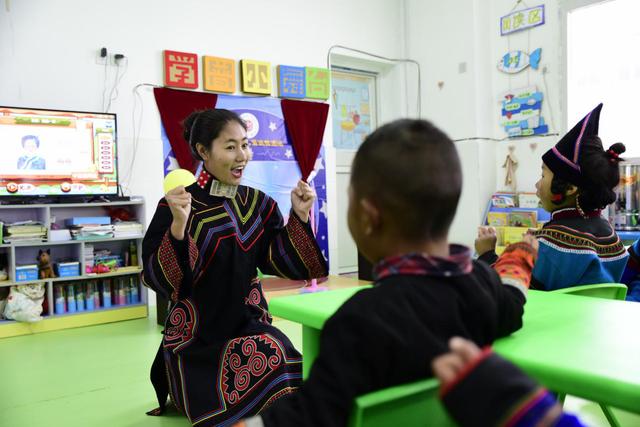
[3,283,45,323]
[108,207,134,222]
[86,261,117,275]
[37,249,56,279]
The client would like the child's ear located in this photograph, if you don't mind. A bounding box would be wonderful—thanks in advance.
[360,198,381,233]
[565,185,578,197]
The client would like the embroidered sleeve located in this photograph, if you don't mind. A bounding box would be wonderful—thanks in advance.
[493,242,537,297]
[440,351,585,427]
[258,198,328,280]
[141,200,199,302]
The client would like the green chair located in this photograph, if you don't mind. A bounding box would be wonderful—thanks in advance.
[552,283,628,427]
[348,378,455,427]
[552,283,627,301]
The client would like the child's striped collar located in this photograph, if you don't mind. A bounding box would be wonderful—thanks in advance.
[373,245,473,281]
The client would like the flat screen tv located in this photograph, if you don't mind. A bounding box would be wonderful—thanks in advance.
[0,106,118,200]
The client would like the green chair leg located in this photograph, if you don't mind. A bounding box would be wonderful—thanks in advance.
[600,404,621,427]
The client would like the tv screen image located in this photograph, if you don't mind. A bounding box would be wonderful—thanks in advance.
[0,107,118,198]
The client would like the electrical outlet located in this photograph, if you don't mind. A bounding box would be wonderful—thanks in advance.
[110,53,126,66]
[95,47,108,65]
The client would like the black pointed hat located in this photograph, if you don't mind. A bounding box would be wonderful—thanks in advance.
[542,103,602,186]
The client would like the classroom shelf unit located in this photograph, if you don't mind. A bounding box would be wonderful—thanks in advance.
[0,199,148,338]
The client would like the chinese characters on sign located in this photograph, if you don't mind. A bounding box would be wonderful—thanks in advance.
[203,56,235,93]
[162,50,330,99]
[277,65,306,99]
[163,50,198,89]
[500,5,545,36]
[305,67,330,100]
[241,60,272,95]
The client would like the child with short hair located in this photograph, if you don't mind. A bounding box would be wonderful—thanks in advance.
[477,104,629,293]
[236,118,532,427]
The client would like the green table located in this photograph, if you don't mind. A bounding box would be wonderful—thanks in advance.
[269,287,640,414]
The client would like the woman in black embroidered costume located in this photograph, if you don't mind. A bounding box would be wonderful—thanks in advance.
[142,109,328,426]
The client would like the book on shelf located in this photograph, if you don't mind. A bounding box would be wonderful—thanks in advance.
[487,212,508,227]
[508,211,537,228]
[69,224,114,240]
[4,234,46,243]
[65,216,111,226]
[2,220,47,243]
[6,225,47,235]
[113,221,143,238]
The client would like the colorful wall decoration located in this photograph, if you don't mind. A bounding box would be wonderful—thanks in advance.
[241,59,272,95]
[277,65,306,99]
[161,50,329,101]
[500,4,545,36]
[331,71,375,150]
[305,67,331,100]
[203,56,235,93]
[500,86,549,137]
[497,48,542,74]
[163,50,199,89]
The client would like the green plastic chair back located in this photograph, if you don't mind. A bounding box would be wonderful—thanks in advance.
[348,378,455,427]
[553,283,627,301]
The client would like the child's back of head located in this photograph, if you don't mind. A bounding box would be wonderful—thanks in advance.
[349,119,462,257]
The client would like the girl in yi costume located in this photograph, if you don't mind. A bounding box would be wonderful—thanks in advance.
[477,103,630,294]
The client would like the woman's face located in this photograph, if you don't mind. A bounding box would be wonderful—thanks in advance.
[536,163,557,212]
[198,121,251,185]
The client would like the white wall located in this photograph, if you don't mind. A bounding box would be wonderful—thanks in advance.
[406,0,568,246]
[0,0,407,274]
[405,0,497,246]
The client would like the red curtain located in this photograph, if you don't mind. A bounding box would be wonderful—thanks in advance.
[153,87,218,172]
[281,99,329,182]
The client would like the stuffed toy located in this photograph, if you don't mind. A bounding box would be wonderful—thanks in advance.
[37,249,56,279]
[3,283,45,322]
